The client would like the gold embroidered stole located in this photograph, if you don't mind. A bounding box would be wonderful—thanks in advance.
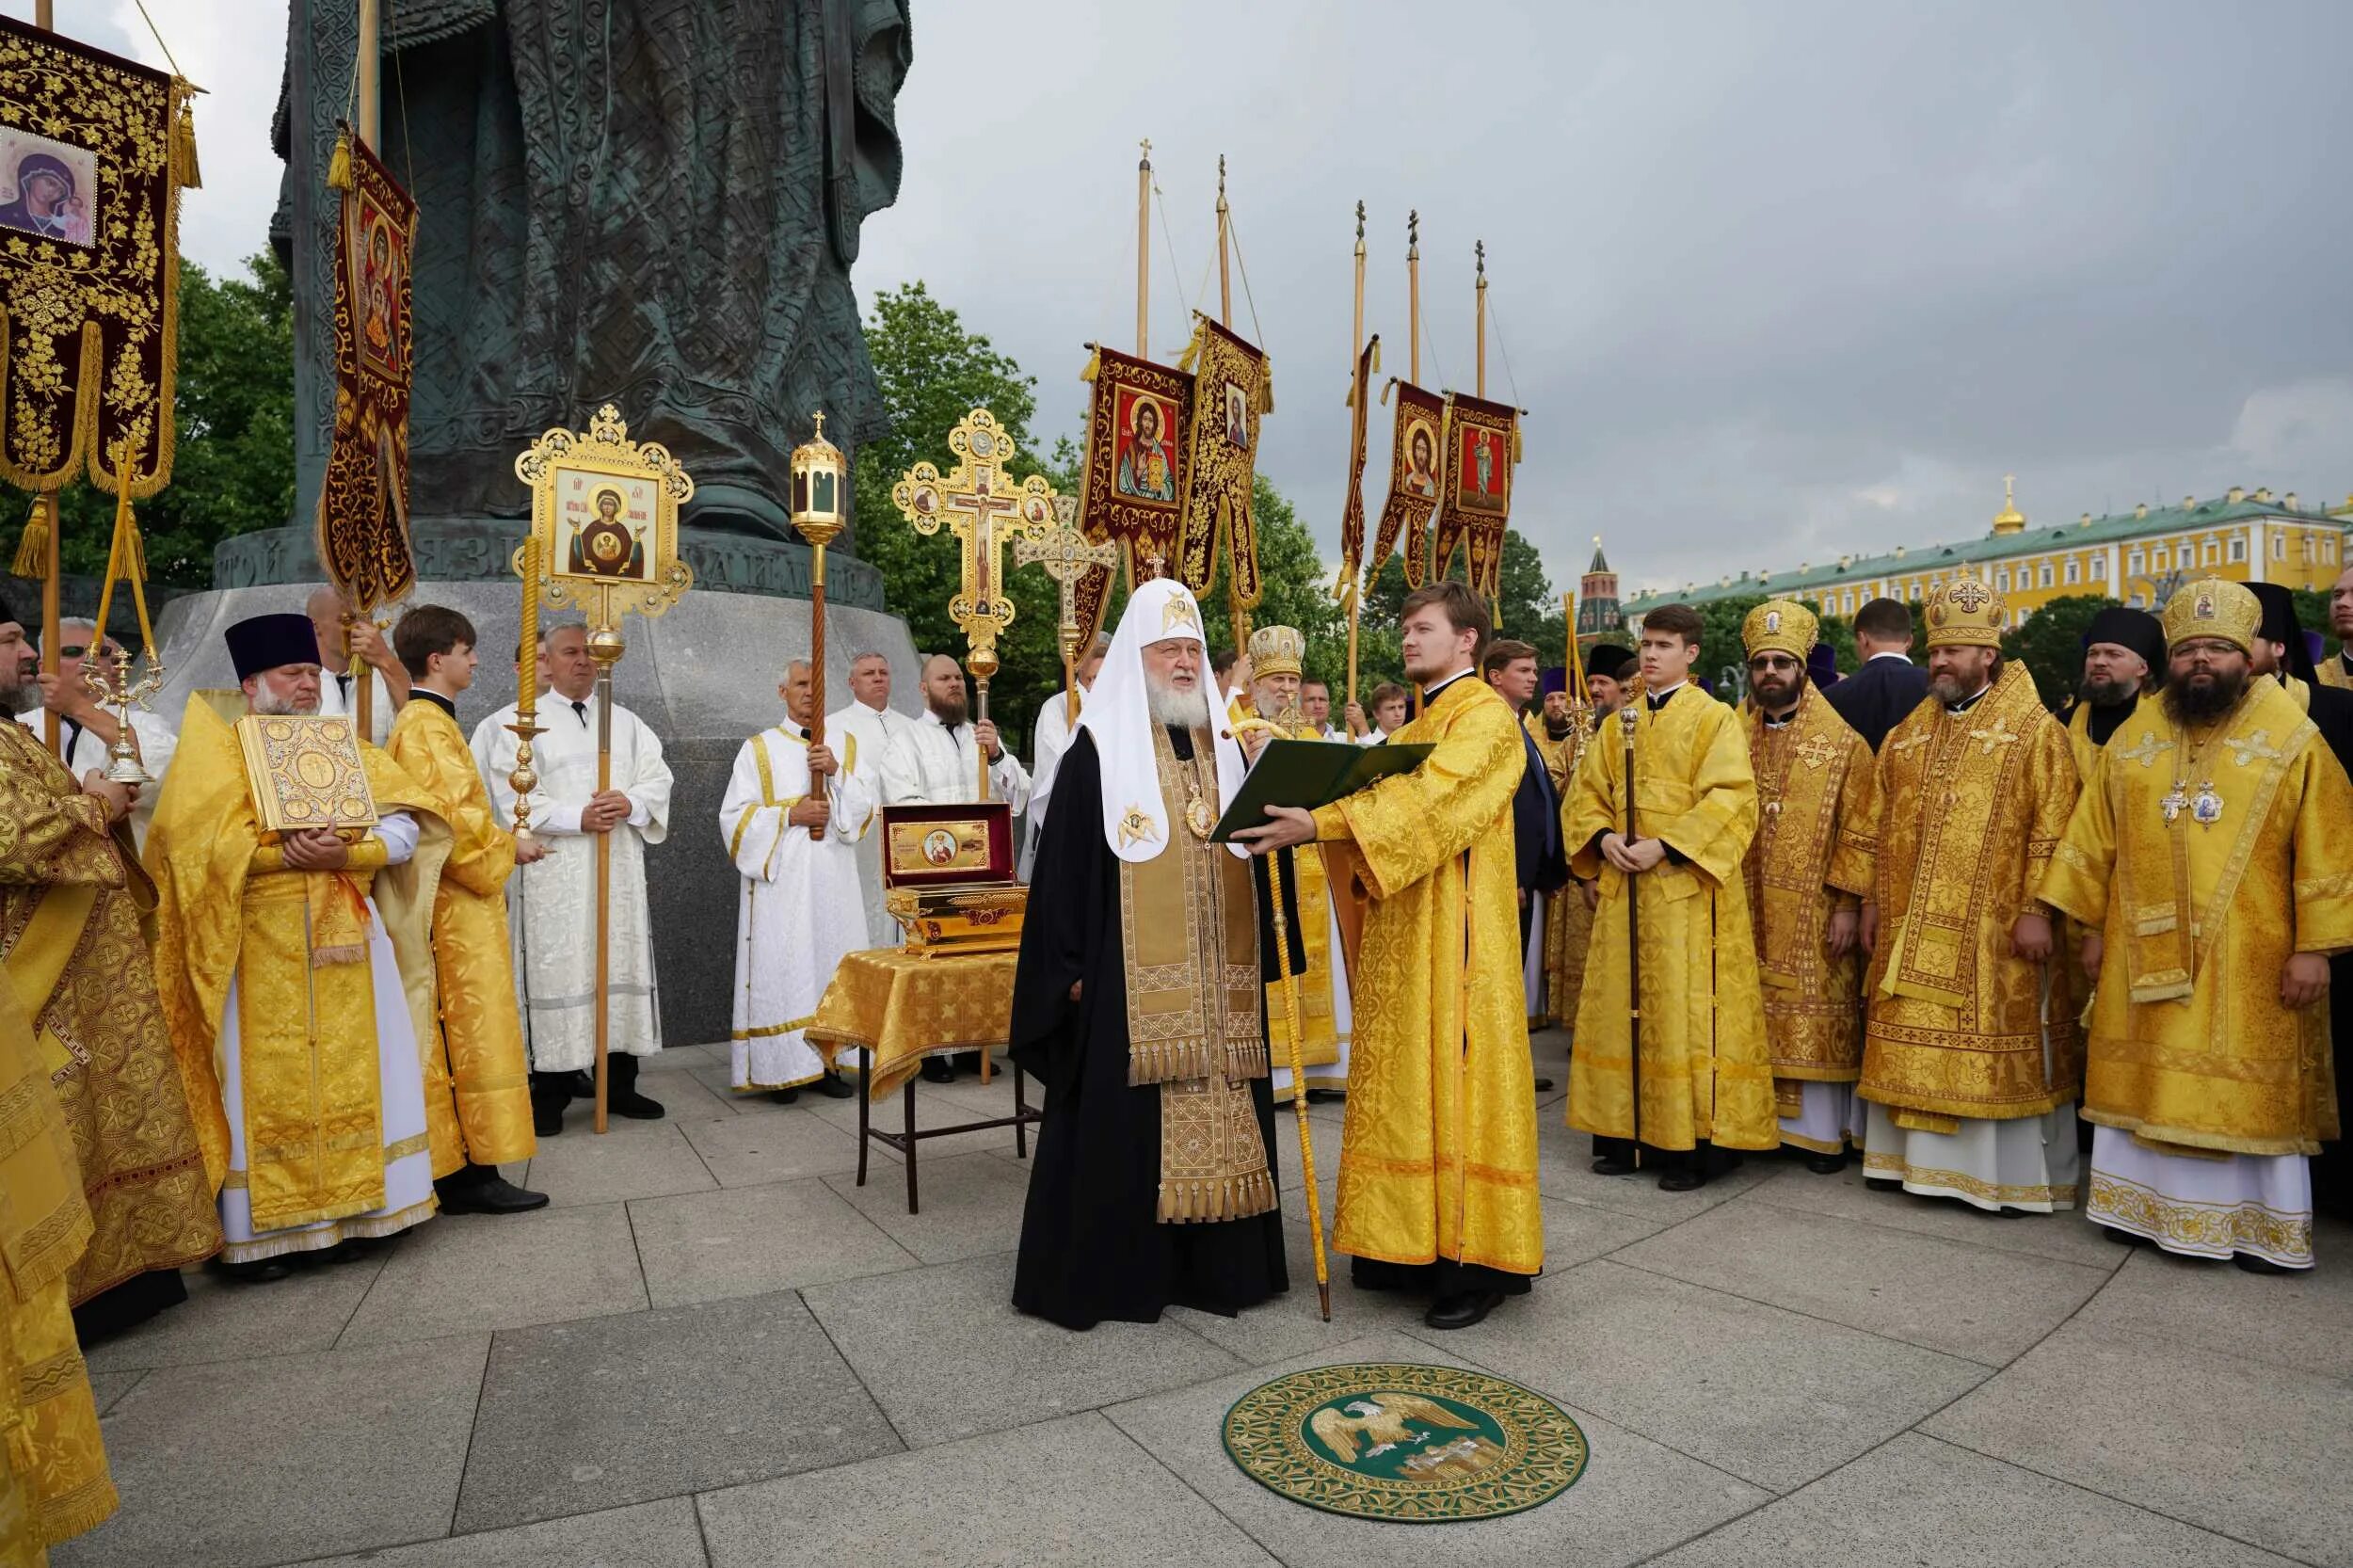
[1121,725,1273,1224]
[1746,689,1853,993]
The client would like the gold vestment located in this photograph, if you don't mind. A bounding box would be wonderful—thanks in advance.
[146,701,450,1225]
[2318,652,2353,691]
[0,974,114,1552]
[1312,678,1542,1276]
[1261,718,1340,1080]
[1565,688,1778,1151]
[2042,677,2353,1156]
[0,722,217,1306]
[2064,694,2145,783]
[1743,687,1875,1087]
[384,699,536,1174]
[1860,663,2081,1122]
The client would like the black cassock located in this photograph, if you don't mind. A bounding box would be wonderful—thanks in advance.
[1010,727,1300,1329]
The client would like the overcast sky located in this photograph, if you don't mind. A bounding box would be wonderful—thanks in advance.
[26,0,2353,597]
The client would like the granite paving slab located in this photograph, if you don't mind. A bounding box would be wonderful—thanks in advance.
[339,1203,648,1348]
[298,1497,709,1568]
[821,1147,1034,1263]
[2073,1222,2353,1378]
[677,1108,869,1187]
[87,1254,387,1372]
[627,1176,917,1307]
[1739,1159,2128,1267]
[524,1119,718,1208]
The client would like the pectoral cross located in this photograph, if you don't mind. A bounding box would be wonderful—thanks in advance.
[890,407,1058,681]
[1016,494,1122,724]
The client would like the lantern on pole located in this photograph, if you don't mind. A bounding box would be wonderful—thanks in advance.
[792,412,850,839]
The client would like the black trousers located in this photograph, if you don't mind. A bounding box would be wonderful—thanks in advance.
[1351,1256,1535,1299]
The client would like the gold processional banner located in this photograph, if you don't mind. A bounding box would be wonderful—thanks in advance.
[0,16,197,497]
[1433,390,1517,599]
[315,125,418,612]
[1073,343,1194,646]
[1175,315,1272,604]
[1367,378,1445,587]
[1335,334,1379,584]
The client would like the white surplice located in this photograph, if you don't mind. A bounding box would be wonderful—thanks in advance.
[15,705,177,848]
[877,708,1032,809]
[472,696,672,1070]
[316,664,396,745]
[827,697,915,946]
[1018,684,1085,881]
[721,721,876,1090]
[2087,1126,2313,1269]
[218,811,437,1263]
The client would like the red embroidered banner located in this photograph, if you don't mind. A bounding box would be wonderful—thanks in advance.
[1433,391,1515,599]
[1367,379,1445,588]
[1072,344,1194,643]
[315,127,418,612]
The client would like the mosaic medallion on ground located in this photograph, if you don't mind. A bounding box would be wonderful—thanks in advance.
[1222,1362,1588,1522]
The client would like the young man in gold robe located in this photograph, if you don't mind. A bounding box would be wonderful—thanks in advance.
[1739,600,1877,1173]
[2043,580,2353,1271]
[148,614,452,1278]
[1858,572,2083,1212]
[387,605,547,1214]
[0,599,218,1338]
[1567,603,1776,1189]
[1240,624,1348,1104]
[1541,644,1634,1027]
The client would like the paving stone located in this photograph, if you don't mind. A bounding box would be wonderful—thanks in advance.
[1923,1319,2353,1565]
[1438,1258,1989,1492]
[1739,1159,2128,1267]
[298,1497,709,1568]
[628,1176,916,1307]
[1534,1113,1782,1219]
[1648,1432,2300,1567]
[87,1369,144,1417]
[525,1119,718,1208]
[87,1255,385,1372]
[800,1251,1244,1446]
[2073,1221,2353,1378]
[1105,1328,1770,1568]
[340,1204,647,1348]
[52,1336,488,1568]
[1610,1199,2109,1364]
[677,1109,869,1187]
[821,1148,1033,1263]
[799,1078,1044,1165]
[456,1289,900,1532]
[697,1411,1275,1568]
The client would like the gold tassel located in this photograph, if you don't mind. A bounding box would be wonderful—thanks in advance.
[1370,338,1382,376]
[1080,344,1100,384]
[174,97,202,189]
[326,127,354,192]
[1513,424,1524,463]
[10,498,48,581]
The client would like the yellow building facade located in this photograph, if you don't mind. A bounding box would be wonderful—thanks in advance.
[1628,483,2353,628]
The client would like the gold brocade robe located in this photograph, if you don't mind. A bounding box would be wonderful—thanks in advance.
[384,699,536,1174]
[1262,721,1340,1079]
[1566,687,1776,1151]
[1743,688,1876,1085]
[146,700,451,1222]
[1541,712,1595,1030]
[0,722,218,1306]
[2042,679,2353,1156]
[1311,677,1542,1275]
[2318,650,2353,691]
[0,974,114,1553]
[1861,662,2081,1122]
[2065,695,2145,783]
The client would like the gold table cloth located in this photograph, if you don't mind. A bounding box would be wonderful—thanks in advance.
[806,948,1019,1101]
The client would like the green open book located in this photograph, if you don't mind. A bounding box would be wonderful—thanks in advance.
[1209,738,1435,842]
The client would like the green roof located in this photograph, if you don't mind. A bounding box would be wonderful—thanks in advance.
[1625,494,2349,610]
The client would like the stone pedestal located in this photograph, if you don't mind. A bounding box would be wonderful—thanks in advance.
[156,519,923,1051]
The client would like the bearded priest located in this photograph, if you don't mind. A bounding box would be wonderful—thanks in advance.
[1740,600,1878,1172]
[1010,575,1288,1330]
[147,614,448,1278]
[1858,573,2084,1213]
[2043,580,2353,1271]
[1238,581,1541,1330]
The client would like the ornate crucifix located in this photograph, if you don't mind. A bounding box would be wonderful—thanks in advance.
[891,406,1058,799]
[1016,493,1122,725]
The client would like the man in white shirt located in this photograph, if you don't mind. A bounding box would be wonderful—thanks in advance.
[826,649,911,946]
[1019,632,1109,881]
[1345,682,1410,746]
[1300,677,1338,740]
[877,654,1032,809]
[306,585,407,744]
[22,617,176,847]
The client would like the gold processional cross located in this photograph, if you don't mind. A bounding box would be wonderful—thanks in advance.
[891,407,1057,798]
[1016,493,1121,726]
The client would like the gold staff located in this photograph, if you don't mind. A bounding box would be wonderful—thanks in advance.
[505,535,546,846]
[1136,138,1151,356]
[81,438,165,783]
[791,412,849,839]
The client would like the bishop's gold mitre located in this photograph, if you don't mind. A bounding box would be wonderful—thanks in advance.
[1247,623,1305,680]
[1741,598,1817,663]
[2160,577,2261,654]
[1923,571,2005,649]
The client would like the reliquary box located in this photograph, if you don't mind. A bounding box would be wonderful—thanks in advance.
[879,802,1025,956]
[235,714,379,840]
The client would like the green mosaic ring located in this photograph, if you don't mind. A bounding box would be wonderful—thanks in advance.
[1222,1362,1589,1522]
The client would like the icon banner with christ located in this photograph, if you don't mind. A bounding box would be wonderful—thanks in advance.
[1074,344,1196,644]
[1433,391,1517,600]
[1367,379,1447,588]
[1176,315,1272,607]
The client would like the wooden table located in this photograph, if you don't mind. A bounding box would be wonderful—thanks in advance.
[804,947,1044,1215]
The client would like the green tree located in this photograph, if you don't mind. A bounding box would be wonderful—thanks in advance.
[2000,592,2115,710]
[1354,528,1559,702]
[43,252,295,587]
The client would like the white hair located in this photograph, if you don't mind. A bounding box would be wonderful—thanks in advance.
[1144,664,1211,728]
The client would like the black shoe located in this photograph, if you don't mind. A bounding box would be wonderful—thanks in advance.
[607,1055,666,1120]
[1658,1167,1706,1192]
[810,1070,856,1099]
[435,1171,550,1215]
[531,1090,568,1137]
[564,1070,596,1099]
[954,1050,984,1076]
[1804,1153,1846,1175]
[1591,1155,1636,1176]
[920,1057,957,1084]
[1305,1088,1346,1104]
[1424,1289,1506,1330]
[218,1257,291,1284]
[769,1087,800,1104]
[1864,1176,1901,1192]
[2233,1254,2293,1275]
[2104,1226,2150,1247]
[1533,1076,1556,1093]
